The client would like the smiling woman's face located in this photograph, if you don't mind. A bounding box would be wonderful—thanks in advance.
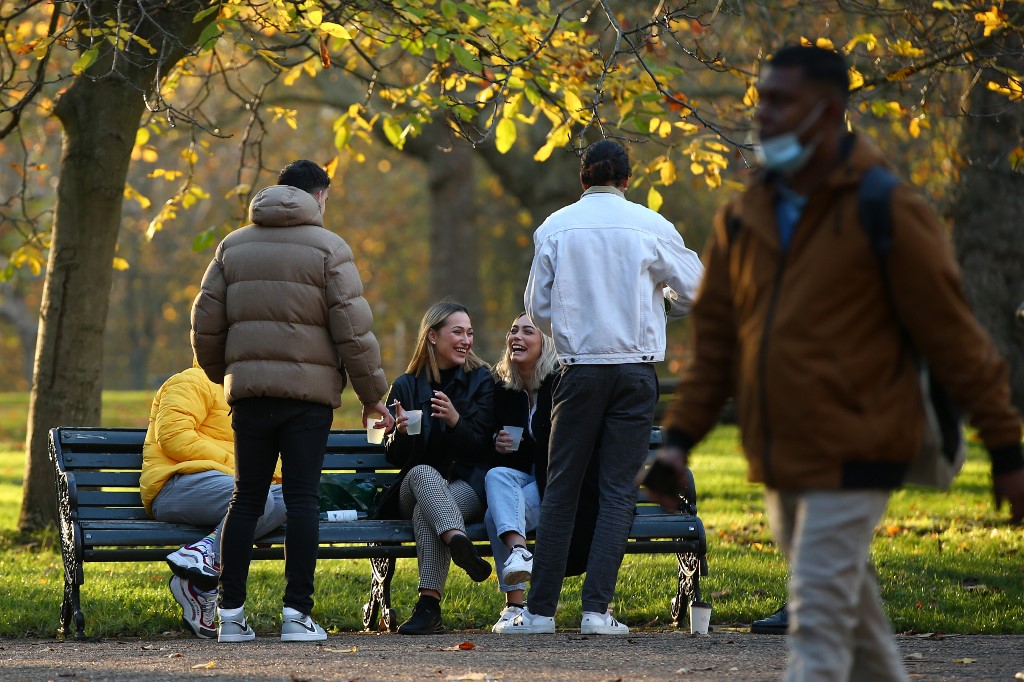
[429,311,474,370]
[506,314,541,370]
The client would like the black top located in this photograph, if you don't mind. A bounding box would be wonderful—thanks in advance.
[491,373,555,493]
[382,365,496,500]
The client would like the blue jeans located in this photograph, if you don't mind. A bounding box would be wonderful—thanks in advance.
[220,397,332,614]
[484,467,541,592]
[526,363,657,616]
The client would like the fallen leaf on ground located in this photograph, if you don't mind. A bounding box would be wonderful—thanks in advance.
[1013,672,1023,680]
[913,633,934,638]
[322,646,358,653]
[191,660,217,669]
[166,653,183,658]
[905,653,923,660]
[441,641,476,651]
[729,668,739,672]
[953,658,976,664]
[443,673,495,681]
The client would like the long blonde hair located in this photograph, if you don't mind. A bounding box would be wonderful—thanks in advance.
[492,312,559,393]
[406,301,487,383]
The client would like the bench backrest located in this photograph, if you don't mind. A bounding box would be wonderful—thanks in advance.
[50,426,669,523]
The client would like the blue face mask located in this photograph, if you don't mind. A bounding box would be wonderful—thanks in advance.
[755,101,826,173]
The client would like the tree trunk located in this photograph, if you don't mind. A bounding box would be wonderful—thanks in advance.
[949,46,1024,414]
[19,77,149,530]
[19,1,217,531]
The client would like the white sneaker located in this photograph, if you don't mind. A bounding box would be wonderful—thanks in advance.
[217,606,256,642]
[167,540,219,591]
[492,607,555,634]
[491,605,524,633]
[281,607,327,642]
[168,576,216,639]
[581,610,629,635]
[501,546,533,585]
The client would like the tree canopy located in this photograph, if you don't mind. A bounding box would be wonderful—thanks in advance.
[2,0,1023,530]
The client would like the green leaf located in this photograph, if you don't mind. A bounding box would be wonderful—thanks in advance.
[192,228,218,252]
[382,117,404,149]
[193,4,220,23]
[495,117,516,153]
[435,38,451,62]
[441,0,457,20]
[458,3,489,22]
[72,46,99,76]
[453,43,476,71]
[196,21,221,51]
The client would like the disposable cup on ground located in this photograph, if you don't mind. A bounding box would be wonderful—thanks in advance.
[689,601,712,635]
[405,410,423,435]
[504,426,524,451]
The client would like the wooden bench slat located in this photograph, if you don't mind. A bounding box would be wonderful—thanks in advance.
[72,472,141,487]
[63,453,145,469]
[77,491,143,507]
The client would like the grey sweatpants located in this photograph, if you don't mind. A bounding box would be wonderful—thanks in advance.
[151,469,287,563]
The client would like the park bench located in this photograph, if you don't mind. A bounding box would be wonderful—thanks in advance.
[49,425,708,640]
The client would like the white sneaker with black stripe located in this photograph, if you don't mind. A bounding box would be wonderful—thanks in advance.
[281,607,327,641]
[580,610,629,635]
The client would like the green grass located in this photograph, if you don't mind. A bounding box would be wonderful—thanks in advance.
[0,392,1021,637]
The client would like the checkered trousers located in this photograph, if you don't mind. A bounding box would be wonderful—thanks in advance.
[400,464,485,593]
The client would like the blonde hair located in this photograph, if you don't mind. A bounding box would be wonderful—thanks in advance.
[492,312,559,393]
[406,301,486,383]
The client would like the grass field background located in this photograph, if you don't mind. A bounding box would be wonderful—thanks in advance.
[0,391,1020,638]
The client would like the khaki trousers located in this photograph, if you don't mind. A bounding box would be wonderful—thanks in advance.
[765,489,909,682]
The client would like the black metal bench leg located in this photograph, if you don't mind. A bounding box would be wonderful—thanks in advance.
[362,555,397,632]
[671,551,702,628]
[59,576,85,640]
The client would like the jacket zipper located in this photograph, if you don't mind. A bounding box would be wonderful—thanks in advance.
[757,247,789,489]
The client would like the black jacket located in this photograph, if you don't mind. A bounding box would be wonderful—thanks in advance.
[382,365,495,501]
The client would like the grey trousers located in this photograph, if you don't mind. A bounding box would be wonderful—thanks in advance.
[151,470,287,563]
[526,363,657,616]
[765,489,909,682]
[400,464,484,594]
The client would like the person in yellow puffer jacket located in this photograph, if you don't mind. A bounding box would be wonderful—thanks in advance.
[141,363,286,639]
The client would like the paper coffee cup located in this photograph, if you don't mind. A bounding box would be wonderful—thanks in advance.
[504,426,524,451]
[689,601,712,635]
[405,409,423,435]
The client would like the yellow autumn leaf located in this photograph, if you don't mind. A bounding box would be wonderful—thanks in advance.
[495,117,516,154]
[647,186,663,212]
[191,660,217,669]
[1008,146,1024,171]
[135,127,150,146]
[659,159,677,185]
[889,38,925,58]
[307,9,323,26]
[112,257,130,271]
[909,117,921,138]
[690,162,704,175]
[975,6,1007,37]
[815,38,834,51]
[649,117,661,134]
[564,88,583,112]
[742,83,758,107]
[533,137,557,162]
[658,120,672,138]
[848,67,864,91]
[320,22,352,40]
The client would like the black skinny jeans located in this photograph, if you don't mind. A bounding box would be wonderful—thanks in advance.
[220,397,333,614]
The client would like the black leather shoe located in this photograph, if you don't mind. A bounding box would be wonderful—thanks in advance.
[448,534,492,582]
[397,597,445,635]
[751,604,788,634]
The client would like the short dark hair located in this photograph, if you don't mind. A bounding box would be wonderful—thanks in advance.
[767,45,850,100]
[580,140,631,186]
[277,160,331,194]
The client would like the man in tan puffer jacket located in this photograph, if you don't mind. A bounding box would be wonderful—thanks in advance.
[191,159,393,643]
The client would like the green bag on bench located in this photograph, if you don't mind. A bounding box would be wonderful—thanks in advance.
[319,475,378,515]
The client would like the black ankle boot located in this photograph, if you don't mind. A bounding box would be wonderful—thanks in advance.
[447,534,492,582]
[397,595,444,635]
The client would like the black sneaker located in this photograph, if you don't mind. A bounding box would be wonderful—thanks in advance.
[397,597,445,635]
[447,534,492,582]
[751,604,788,634]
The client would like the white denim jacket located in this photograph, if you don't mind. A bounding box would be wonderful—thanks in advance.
[525,186,704,365]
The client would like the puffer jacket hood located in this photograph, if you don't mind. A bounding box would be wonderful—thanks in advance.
[249,184,323,228]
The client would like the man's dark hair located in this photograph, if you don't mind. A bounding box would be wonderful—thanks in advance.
[767,45,850,101]
[277,159,331,194]
[580,139,631,186]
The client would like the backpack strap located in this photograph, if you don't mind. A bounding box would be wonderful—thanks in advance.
[857,165,900,266]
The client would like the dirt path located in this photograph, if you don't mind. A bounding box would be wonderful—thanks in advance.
[2,630,1022,681]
